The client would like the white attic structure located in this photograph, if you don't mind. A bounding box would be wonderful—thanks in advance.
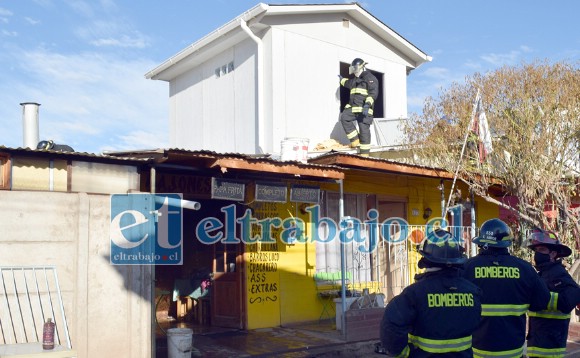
[146,2,431,156]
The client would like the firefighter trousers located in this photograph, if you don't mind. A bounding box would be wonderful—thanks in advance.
[340,107,372,154]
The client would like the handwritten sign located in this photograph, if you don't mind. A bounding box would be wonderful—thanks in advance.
[211,178,245,201]
[290,184,320,203]
[255,182,287,203]
[247,250,279,304]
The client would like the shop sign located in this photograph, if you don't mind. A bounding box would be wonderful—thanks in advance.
[290,184,320,203]
[255,182,287,202]
[211,178,245,201]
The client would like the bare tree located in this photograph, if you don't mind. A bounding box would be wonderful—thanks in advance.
[404,60,580,259]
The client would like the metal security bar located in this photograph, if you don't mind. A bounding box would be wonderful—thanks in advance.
[0,266,72,349]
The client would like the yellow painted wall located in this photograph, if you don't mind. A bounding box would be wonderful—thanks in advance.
[245,200,320,329]
[327,170,500,231]
[243,171,501,328]
[11,157,68,191]
[321,170,500,284]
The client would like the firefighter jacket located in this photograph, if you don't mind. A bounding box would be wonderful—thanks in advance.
[340,70,378,116]
[380,268,482,357]
[527,261,580,358]
[462,248,552,358]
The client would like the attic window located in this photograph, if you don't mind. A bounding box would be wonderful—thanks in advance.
[0,153,11,190]
[215,62,235,78]
[339,61,385,119]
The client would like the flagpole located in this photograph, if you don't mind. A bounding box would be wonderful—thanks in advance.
[444,89,481,215]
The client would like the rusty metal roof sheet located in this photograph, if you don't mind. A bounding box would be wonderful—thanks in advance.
[105,148,345,180]
[309,151,453,179]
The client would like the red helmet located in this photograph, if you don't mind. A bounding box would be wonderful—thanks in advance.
[526,228,572,258]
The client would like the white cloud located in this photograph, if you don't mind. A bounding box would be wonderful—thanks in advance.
[24,17,41,25]
[113,130,168,152]
[481,50,521,66]
[421,66,450,80]
[32,0,53,7]
[91,33,148,48]
[1,30,17,37]
[99,0,118,12]
[464,60,482,70]
[0,7,13,17]
[0,48,168,153]
[75,20,150,48]
[66,0,94,17]
[0,6,13,23]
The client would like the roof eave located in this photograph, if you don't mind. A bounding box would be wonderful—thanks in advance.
[309,152,452,179]
[144,3,269,81]
[145,3,431,81]
[250,3,432,67]
[109,149,345,180]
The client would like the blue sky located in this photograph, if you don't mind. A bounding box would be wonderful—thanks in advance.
[0,0,578,154]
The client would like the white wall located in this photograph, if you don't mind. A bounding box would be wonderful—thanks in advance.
[169,39,257,153]
[169,12,413,154]
[267,14,411,154]
[0,191,152,358]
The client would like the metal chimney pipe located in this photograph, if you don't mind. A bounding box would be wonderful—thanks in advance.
[20,102,40,149]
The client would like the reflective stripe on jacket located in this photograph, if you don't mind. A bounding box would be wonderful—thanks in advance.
[408,334,472,353]
[380,268,482,357]
[473,346,524,358]
[527,262,579,357]
[340,71,378,115]
[462,249,552,356]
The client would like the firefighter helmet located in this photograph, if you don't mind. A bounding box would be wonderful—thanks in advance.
[473,218,513,248]
[349,58,366,76]
[36,140,54,150]
[418,229,466,266]
[526,228,572,258]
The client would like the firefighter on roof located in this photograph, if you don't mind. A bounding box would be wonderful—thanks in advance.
[339,58,378,157]
[462,219,553,358]
[380,229,482,357]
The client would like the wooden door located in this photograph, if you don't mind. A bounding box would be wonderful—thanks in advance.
[212,242,243,328]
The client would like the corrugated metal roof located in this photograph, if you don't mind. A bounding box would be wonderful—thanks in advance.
[0,145,150,164]
[105,148,346,180]
[2,144,456,180]
[309,151,454,179]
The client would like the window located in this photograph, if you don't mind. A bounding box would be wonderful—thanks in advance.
[0,153,10,190]
[215,61,235,78]
[339,62,384,118]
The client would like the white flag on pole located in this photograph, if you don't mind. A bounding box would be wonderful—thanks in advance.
[475,95,493,157]
[478,109,493,155]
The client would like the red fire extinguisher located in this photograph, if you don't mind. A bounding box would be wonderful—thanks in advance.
[42,318,55,350]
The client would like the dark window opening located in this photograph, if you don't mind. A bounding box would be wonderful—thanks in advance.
[339,62,384,119]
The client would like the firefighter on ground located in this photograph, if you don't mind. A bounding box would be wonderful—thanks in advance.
[462,219,553,358]
[525,228,580,358]
[339,58,378,156]
[380,229,482,357]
